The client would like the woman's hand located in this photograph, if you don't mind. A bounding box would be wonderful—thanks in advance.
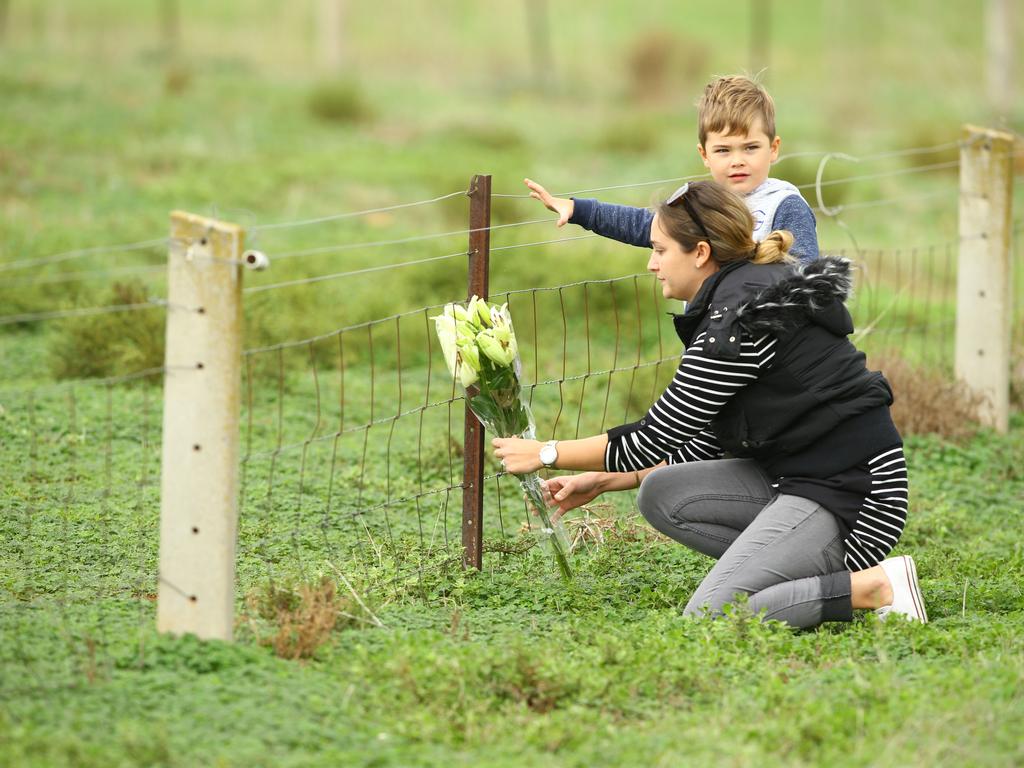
[525,178,574,227]
[544,472,605,521]
[492,437,542,475]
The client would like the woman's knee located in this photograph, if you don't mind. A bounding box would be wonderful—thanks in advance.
[636,465,678,527]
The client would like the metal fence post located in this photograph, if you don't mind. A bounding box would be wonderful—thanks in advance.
[955,124,1014,433]
[462,174,491,570]
[157,212,244,640]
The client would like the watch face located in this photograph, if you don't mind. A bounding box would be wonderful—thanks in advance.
[540,444,557,465]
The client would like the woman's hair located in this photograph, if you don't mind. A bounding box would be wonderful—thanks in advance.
[655,180,793,266]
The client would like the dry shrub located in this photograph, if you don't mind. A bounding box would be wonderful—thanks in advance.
[49,280,165,380]
[163,64,191,95]
[492,649,576,714]
[1011,334,1024,410]
[870,352,983,440]
[308,79,373,124]
[517,503,662,555]
[594,117,662,155]
[624,29,708,105]
[244,576,366,660]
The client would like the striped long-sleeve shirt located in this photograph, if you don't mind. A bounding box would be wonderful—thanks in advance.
[605,330,776,472]
[606,330,907,571]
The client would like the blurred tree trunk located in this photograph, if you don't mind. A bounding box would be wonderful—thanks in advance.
[0,0,9,46]
[318,0,345,73]
[525,0,554,92]
[985,0,1013,117]
[161,0,180,59]
[749,0,771,82]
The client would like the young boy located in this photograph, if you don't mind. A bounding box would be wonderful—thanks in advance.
[526,75,819,263]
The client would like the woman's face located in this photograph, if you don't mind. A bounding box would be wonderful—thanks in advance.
[648,214,717,302]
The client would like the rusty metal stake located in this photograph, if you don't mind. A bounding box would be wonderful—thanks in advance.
[462,174,491,570]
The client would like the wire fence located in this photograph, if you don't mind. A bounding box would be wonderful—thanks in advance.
[236,272,673,589]
[0,369,163,696]
[2,133,1021,693]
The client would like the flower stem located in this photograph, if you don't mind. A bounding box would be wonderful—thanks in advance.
[517,473,572,581]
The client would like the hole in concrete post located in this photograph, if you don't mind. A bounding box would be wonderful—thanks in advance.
[191,526,199,534]
[193,444,201,451]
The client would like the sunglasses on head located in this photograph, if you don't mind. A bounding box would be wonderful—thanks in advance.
[666,183,712,243]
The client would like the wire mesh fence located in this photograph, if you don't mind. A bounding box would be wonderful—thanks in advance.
[235,273,676,592]
[844,242,960,369]
[0,371,162,696]
[2,137,1021,691]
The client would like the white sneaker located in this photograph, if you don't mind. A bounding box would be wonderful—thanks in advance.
[876,555,928,623]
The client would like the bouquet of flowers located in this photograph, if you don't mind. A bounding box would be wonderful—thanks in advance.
[434,296,572,580]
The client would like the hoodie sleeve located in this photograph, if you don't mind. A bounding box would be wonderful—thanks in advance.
[569,198,654,249]
[772,196,819,263]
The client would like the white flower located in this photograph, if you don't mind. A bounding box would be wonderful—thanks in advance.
[433,314,458,379]
[468,295,493,328]
[476,326,518,367]
[455,335,480,387]
[490,303,509,329]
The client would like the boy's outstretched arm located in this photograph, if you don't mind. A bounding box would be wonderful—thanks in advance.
[524,178,654,249]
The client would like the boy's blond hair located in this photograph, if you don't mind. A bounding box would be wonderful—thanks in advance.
[697,75,776,146]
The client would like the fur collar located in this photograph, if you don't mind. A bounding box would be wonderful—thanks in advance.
[735,256,854,336]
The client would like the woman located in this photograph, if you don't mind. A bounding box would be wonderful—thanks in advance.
[493,180,926,629]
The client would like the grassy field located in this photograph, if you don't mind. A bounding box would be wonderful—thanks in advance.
[1,395,1022,766]
[2,2,1024,766]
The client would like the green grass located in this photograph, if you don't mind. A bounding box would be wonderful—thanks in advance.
[1,391,1023,766]
[2,3,1024,766]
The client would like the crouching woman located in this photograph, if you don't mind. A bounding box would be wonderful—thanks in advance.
[493,180,926,629]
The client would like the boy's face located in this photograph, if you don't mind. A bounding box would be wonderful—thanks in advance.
[697,118,780,196]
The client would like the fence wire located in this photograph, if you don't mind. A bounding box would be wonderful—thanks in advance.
[2,147,1021,695]
[0,370,163,698]
[236,273,676,593]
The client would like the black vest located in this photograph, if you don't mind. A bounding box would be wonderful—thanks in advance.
[673,259,900,478]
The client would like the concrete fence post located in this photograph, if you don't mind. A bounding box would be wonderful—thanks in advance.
[955,124,1015,433]
[157,212,244,640]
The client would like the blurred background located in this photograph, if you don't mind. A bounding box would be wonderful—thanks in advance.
[1,0,1022,382]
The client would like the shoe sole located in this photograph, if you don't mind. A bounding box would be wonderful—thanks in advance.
[901,555,928,623]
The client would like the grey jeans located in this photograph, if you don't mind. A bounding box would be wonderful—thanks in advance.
[637,459,853,628]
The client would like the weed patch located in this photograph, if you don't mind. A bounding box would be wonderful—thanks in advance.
[48,281,165,380]
[307,79,374,125]
[242,573,380,659]
[870,351,983,440]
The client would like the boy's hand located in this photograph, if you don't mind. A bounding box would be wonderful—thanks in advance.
[524,178,574,227]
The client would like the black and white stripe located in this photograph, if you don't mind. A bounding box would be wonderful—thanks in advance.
[667,428,724,464]
[605,331,777,472]
[842,447,909,571]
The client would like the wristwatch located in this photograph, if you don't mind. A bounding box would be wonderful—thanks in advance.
[539,440,559,468]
